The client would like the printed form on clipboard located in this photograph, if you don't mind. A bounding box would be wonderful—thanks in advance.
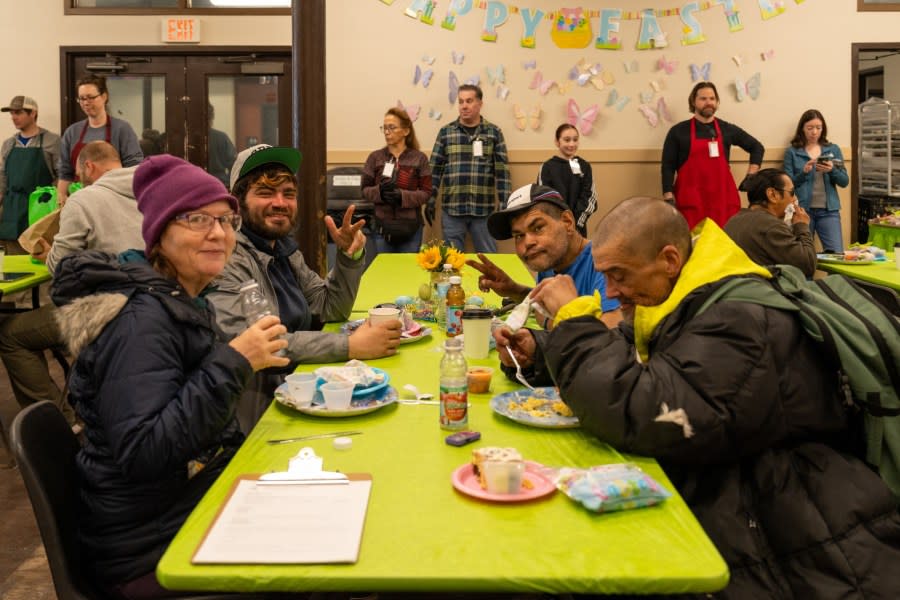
[192,449,372,564]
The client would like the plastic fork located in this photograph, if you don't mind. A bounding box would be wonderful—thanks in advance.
[505,346,534,390]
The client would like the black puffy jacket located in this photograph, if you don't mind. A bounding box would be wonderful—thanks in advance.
[543,279,900,599]
[53,251,251,586]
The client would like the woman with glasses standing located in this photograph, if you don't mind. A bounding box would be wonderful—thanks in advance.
[724,168,817,277]
[361,107,432,254]
[56,74,143,205]
[783,109,849,252]
[51,155,287,599]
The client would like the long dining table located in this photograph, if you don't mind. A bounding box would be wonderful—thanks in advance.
[156,253,729,596]
[0,254,51,308]
[817,252,900,291]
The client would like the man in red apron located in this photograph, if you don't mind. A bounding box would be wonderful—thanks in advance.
[0,96,59,244]
[660,82,764,230]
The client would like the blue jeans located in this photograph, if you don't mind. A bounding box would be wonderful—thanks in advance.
[371,227,424,255]
[441,211,497,253]
[808,208,843,252]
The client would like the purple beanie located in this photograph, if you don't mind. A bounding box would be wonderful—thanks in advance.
[133,154,239,254]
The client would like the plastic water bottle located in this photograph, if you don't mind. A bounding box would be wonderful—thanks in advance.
[440,337,468,430]
[239,280,285,356]
[434,263,454,331]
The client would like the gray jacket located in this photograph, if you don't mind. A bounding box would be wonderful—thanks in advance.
[46,165,143,273]
[208,230,365,430]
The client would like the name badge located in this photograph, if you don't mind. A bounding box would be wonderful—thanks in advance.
[382,161,395,178]
[708,141,720,158]
[473,140,483,157]
[569,158,582,175]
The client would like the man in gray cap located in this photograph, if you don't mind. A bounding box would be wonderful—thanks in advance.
[467,183,620,386]
[0,96,60,246]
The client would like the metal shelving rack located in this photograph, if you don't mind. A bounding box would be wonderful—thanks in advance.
[858,97,900,196]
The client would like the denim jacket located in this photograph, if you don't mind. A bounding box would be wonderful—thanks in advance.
[783,143,849,212]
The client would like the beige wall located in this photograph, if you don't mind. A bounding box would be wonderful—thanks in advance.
[2,1,900,246]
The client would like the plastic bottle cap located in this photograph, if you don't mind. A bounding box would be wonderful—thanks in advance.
[333,436,353,451]
[448,276,462,285]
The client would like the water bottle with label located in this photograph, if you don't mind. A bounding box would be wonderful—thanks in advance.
[439,337,468,430]
[445,275,465,337]
[434,263,454,331]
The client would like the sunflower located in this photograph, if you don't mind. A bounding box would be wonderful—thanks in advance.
[417,246,443,271]
[445,247,466,271]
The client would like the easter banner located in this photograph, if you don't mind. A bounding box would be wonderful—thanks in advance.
[378,0,809,49]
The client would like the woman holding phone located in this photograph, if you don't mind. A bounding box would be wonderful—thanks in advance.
[783,109,849,252]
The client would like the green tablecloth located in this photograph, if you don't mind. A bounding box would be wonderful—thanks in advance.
[0,255,50,298]
[817,252,900,291]
[867,223,900,251]
[156,254,729,595]
[351,252,530,312]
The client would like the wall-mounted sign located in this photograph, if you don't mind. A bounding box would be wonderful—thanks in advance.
[162,18,201,43]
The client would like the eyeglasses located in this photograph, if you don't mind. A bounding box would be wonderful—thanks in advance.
[775,188,796,198]
[380,125,400,133]
[77,94,102,103]
[174,212,242,232]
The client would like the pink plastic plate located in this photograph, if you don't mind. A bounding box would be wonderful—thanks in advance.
[451,462,556,503]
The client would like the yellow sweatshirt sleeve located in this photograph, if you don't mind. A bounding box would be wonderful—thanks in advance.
[552,291,603,328]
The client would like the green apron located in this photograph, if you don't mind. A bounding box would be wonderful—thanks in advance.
[0,133,53,239]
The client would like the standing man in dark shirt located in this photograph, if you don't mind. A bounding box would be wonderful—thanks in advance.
[661,81,764,229]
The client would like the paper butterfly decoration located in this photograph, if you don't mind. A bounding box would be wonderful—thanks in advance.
[451,50,465,65]
[589,76,606,91]
[690,62,712,82]
[513,104,542,131]
[650,80,662,93]
[656,56,678,76]
[556,81,573,96]
[575,72,593,87]
[652,32,669,48]
[448,71,460,105]
[760,49,775,61]
[529,71,557,95]
[731,55,743,67]
[463,74,480,86]
[623,60,639,74]
[428,107,442,120]
[734,73,761,102]
[413,65,434,88]
[567,99,600,136]
[397,100,420,122]
[639,90,654,105]
[606,89,631,112]
[421,55,436,66]
[637,97,672,128]
[496,85,510,101]
[601,71,615,85]
[486,64,505,85]
[522,59,537,70]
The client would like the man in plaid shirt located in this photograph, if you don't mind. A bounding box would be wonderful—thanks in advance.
[427,84,511,252]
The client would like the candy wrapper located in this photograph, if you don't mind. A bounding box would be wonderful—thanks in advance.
[314,360,386,387]
[554,464,671,513]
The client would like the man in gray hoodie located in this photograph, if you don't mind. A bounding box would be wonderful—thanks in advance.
[0,141,143,429]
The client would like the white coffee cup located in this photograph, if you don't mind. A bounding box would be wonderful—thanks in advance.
[462,308,492,359]
[284,373,317,408]
[320,381,354,411]
[369,306,401,325]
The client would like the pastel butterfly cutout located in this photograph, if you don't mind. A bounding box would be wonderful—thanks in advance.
[529,71,557,95]
[486,64,505,85]
[760,49,775,61]
[413,65,434,88]
[731,55,743,67]
[652,32,668,48]
[656,56,678,75]
[448,71,460,105]
[513,104,542,131]
[601,71,615,85]
[690,62,712,82]
[637,97,672,128]
[556,81,573,96]
[734,73,761,102]
[396,100,420,122]
[606,89,630,112]
[522,59,537,70]
[428,107,442,120]
[463,74,480,86]
[421,55,436,66]
[623,60,639,74]
[650,80,662,93]
[588,76,606,91]
[575,72,593,87]
[496,85,510,101]
[567,98,600,136]
[451,50,465,65]
[639,90,654,105]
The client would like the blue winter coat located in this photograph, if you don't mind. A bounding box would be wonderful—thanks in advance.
[52,250,251,586]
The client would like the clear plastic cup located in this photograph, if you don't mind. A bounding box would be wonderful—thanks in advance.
[320,381,355,411]
[481,460,525,495]
[467,366,494,394]
[285,373,317,408]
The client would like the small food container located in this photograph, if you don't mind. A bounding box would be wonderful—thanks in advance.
[467,366,494,394]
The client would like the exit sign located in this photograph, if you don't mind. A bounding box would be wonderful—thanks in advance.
[162,18,200,43]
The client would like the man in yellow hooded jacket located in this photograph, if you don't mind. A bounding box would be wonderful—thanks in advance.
[498,197,900,598]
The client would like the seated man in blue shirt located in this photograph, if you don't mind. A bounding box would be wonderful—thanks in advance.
[467,183,620,385]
